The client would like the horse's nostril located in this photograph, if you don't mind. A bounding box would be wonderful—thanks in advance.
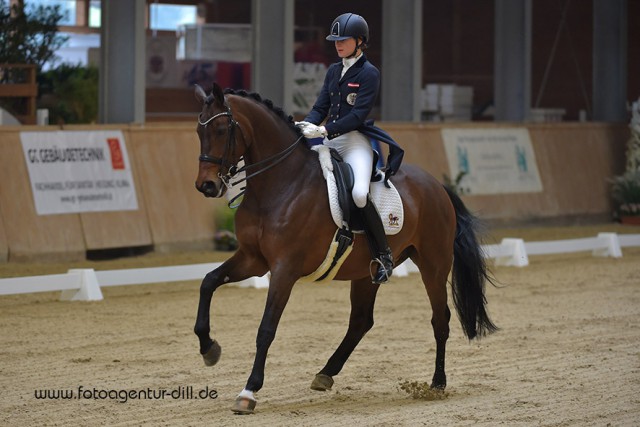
[197,180,217,196]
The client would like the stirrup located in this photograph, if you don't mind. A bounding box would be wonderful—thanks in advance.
[369,254,393,284]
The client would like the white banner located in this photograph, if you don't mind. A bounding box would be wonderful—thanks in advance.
[20,131,139,215]
[442,128,543,194]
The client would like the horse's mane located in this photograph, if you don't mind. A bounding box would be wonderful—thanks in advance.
[223,88,305,142]
[224,88,302,143]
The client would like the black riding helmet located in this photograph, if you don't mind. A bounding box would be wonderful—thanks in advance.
[326,13,369,49]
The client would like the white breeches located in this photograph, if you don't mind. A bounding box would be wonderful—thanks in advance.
[323,131,373,208]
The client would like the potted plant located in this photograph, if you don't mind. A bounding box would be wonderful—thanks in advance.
[442,171,470,195]
[610,172,640,224]
[213,205,238,251]
[610,97,640,225]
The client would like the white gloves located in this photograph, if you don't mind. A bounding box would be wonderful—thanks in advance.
[295,121,327,139]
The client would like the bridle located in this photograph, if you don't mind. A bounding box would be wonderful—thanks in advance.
[197,101,304,205]
[198,107,238,169]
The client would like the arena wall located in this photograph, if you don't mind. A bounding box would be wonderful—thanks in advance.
[384,122,628,223]
[0,122,628,262]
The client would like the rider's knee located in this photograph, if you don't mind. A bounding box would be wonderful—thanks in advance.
[352,190,368,208]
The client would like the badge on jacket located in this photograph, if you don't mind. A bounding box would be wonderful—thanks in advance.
[346,92,357,105]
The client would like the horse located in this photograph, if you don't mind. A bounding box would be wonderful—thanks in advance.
[193,82,497,414]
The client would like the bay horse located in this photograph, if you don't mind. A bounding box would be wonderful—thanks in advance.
[193,83,497,414]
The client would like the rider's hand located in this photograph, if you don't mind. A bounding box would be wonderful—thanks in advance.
[300,124,327,139]
[294,121,313,128]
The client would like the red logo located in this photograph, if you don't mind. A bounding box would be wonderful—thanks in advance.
[347,82,360,87]
[107,138,125,170]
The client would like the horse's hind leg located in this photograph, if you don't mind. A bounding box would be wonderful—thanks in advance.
[312,277,380,391]
[412,253,452,390]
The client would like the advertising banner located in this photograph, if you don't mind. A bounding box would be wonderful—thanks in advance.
[442,128,543,194]
[20,131,138,215]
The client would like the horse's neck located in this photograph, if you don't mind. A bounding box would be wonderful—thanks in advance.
[243,123,316,197]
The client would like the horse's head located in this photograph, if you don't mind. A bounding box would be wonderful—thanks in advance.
[194,82,241,198]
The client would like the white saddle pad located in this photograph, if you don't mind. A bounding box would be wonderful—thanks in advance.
[312,145,404,235]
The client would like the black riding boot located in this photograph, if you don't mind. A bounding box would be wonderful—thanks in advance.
[359,196,394,284]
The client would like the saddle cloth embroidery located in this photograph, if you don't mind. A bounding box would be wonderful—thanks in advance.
[312,145,404,235]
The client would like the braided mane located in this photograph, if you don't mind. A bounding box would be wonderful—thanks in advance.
[223,88,305,140]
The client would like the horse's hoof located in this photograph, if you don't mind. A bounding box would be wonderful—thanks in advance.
[202,340,221,366]
[310,373,334,391]
[231,396,256,415]
[430,382,446,391]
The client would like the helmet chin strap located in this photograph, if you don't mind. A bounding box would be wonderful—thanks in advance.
[347,42,362,58]
[346,37,364,58]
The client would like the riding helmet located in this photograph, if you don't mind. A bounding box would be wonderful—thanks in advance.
[326,13,369,44]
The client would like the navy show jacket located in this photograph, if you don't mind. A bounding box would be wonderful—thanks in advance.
[304,54,404,175]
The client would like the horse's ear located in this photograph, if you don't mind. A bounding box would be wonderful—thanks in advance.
[194,84,207,103]
[211,82,226,107]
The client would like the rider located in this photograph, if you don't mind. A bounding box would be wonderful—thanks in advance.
[296,12,404,284]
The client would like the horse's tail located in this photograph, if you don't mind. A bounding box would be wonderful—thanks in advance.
[444,185,498,340]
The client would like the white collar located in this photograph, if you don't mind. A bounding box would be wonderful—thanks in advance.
[342,53,363,71]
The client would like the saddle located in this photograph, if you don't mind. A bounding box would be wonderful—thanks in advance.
[312,145,404,235]
[300,145,404,284]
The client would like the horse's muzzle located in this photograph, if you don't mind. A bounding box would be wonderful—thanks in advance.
[195,180,225,198]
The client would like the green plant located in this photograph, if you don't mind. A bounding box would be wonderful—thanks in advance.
[442,171,470,195]
[0,0,68,71]
[213,230,238,251]
[37,64,99,124]
[610,172,640,217]
[610,98,640,218]
[213,205,238,251]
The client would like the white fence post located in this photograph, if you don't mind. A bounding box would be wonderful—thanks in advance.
[60,269,103,301]
[494,238,529,267]
[593,232,623,258]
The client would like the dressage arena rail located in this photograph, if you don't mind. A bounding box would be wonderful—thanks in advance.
[1,232,639,301]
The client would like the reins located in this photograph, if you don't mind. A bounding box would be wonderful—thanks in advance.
[198,101,304,207]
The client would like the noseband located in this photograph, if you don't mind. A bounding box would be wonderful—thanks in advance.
[197,101,304,204]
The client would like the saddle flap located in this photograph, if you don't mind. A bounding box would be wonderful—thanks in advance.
[329,148,355,225]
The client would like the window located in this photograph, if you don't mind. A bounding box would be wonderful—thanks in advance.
[88,0,100,28]
[150,4,197,31]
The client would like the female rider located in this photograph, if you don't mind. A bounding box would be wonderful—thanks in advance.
[296,12,404,284]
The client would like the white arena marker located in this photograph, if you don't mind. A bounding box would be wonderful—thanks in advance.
[494,238,529,267]
[231,274,270,289]
[403,259,420,274]
[60,269,103,301]
[393,262,409,277]
[593,232,622,258]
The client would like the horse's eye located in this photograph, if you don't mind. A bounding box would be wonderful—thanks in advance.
[215,127,226,137]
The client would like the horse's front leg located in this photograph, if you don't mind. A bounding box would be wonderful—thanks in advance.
[194,251,265,366]
[232,271,297,414]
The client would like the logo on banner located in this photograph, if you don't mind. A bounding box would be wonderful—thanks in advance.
[107,138,125,170]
